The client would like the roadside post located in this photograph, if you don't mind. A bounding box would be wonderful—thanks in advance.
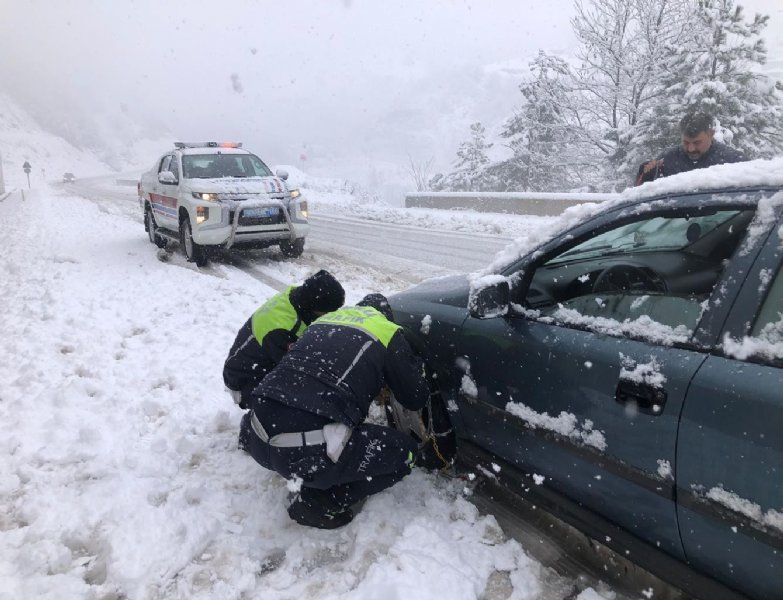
[23,161,32,189]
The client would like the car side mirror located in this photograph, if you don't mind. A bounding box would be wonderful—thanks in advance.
[469,280,510,319]
[158,170,177,184]
[276,169,289,181]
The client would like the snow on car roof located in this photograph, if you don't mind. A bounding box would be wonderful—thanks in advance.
[623,156,783,201]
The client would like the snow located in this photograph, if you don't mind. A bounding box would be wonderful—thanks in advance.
[704,486,783,534]
[0,183,627,599]
[618,355,667,389]
[656,460,673,481]
[534,308,693,347]
[505,401,607,451]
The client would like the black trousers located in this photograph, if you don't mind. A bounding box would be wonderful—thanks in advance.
[239,410,418,513]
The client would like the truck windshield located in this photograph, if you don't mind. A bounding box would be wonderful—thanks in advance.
[182,153,274,179]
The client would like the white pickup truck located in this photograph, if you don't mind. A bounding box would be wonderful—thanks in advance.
[138,142,309,266]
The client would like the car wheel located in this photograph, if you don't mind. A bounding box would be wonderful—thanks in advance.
[145,206,168,249]
[280,238,305,258]
[179,217,208,267]
[385,369,457,470]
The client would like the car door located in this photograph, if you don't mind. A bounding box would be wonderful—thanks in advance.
[676,206,783,599]
[150,154,178,229]
[456,193,766,560]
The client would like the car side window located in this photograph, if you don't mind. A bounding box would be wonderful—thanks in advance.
[520,209,754,344]
[168,155,180,181]
[751,266,783,345]
[159,155,171,174]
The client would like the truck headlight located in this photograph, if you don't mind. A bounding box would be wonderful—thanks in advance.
[298,200,308,219]
[290,189,301,199]
[192,192,219,202]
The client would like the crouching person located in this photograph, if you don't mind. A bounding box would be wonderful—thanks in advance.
[240,293,429,529]
[223,269,345,410]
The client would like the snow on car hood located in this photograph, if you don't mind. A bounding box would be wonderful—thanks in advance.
[390,274,471,308]
[185,176,289,195]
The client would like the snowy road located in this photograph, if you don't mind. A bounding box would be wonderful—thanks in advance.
[67,176,514,286]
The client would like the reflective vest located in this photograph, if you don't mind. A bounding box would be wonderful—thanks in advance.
[251,286,307,343]
[313,306,399,347]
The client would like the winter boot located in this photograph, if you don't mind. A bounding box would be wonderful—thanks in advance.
[287,494,354,529]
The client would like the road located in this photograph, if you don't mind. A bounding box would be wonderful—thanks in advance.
[67,176,513,289]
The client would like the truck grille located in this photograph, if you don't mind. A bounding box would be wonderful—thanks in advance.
[232,208,286,226]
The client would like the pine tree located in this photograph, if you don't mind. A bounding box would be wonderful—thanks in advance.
[430,122,493,191]
[494,52,590,191]
[632,0,783,164]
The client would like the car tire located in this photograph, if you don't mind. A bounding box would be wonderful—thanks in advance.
[145,206,168,249]
[385,367,457,470]
[280,238,305,258]
[179,217,208,267]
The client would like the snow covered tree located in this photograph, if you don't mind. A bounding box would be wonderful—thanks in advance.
[430,122,493,191]
[493,52,591,191]
[490,0,696,191]
[567,0,697,187]
[634,0,783,161]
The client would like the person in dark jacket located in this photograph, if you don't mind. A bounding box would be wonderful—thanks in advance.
[635,111,744,186]
[223,270,345,409]
[239,293,429,529]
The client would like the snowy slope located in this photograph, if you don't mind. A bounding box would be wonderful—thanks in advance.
[0,93,114,189]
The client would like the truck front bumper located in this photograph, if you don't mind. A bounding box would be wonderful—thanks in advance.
[192,199,308,248]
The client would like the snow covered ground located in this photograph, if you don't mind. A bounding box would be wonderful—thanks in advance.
[0,183,622,600]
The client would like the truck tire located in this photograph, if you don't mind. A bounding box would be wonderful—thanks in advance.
[280,238,305,258]
[179,217,208,267]
[145,206,168,249]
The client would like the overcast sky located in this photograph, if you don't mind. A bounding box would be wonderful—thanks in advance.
[1,0,782,185]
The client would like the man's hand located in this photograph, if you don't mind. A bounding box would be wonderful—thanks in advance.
[642,159,663,174]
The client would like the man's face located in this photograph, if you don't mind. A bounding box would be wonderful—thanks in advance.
[681,130,714,160]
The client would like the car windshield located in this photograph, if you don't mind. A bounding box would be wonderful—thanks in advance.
[549,210,743,263]
[181,153,273,179]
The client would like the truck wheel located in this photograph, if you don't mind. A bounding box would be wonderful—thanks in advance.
[280,238,305,258]
[179,217,208,267]
[385,369,456,471]
[145,206,168,249]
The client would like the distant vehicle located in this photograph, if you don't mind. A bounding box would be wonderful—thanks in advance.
[62,172,75,183]
[387,160,783,600]
[137,142,308,266]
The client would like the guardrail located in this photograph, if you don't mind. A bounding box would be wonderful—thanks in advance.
[405,191,616,216]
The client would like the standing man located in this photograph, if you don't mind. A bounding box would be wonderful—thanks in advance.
[240,293,429,529]
[635,111,744,186]
[223,270,345,409]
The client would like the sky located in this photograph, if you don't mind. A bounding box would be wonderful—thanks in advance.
[0,0,782,189]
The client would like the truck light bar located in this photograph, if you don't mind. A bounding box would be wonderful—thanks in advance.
[174,142,243,149]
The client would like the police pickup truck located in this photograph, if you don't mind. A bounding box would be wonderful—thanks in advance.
[138,142,309,266]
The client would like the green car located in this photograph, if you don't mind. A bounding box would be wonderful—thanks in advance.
[388,160,783,599]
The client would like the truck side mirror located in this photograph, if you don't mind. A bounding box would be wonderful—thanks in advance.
[276,169,289,181]
[469,280,510,319]
[158,171,177,184]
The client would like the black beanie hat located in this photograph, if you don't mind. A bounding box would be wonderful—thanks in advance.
[296,270,345,314]
[357,293,394,321]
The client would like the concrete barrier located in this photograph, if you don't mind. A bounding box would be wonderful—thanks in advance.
[405,191,616,216]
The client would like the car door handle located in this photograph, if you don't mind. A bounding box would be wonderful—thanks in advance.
[615,380,667,416]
